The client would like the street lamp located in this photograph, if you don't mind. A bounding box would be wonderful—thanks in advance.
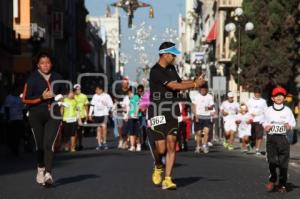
[225,7,254,103]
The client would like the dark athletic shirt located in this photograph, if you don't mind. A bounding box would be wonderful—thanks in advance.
[148,63,182,119]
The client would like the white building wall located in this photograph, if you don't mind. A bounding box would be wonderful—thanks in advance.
[87,12,120,74]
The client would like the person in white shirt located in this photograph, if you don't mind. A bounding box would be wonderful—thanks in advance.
[89,85,113,150]
[220,92,239,150]
[263,86,296,193]
[235,103,253,153]
[191,83,214,153]
[247,87,268,155]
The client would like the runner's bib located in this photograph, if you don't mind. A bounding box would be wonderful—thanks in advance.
[65,118,77,123]
[269,122,286,134]
[150,116,166,127]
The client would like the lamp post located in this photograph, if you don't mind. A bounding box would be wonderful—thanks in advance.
[225,7,254,102]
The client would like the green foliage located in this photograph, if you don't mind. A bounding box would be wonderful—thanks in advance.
[230,0,299,89]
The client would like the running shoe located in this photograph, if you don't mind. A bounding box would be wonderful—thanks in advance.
[162,177,177,190]
[265,182,275,191]
[36,167,45,185]
[136,144,141,151]
[103,143,108,150]
[241,149,248,153]
[277,185,287,193]
[70,149,76,153]
[63,147,69,152]
[152,166,163,185]
[227,145,234,150]
[247,144,253,152]
[223,140,229,149]
[96,144,102,151]
[118,141,123,149]
[194,146,201,153]
[122,142,128,149]
[208,142,213,147]
[44,172,54,186]
[255,150,261,156]
[128,146,135,152]
[203,146,209,154]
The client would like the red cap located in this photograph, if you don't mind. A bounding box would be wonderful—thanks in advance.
[272,86,287,97]
[122,76,129,81]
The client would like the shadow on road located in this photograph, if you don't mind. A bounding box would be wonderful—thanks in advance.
[55,174,100,186]
[175,176,225,188]
[175,176,203,187]
[287,183,300,192]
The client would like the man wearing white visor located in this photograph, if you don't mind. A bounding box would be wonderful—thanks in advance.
[148,42,206,190]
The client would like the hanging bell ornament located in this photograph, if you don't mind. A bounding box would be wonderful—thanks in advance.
[149,7,154,18]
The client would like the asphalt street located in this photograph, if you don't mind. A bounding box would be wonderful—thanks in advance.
[1,137,300,199]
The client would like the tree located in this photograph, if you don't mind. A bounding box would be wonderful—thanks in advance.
[230,0,299,91]
[295,1,300,127]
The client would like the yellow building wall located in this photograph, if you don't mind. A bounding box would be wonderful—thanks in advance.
[13,0,31,39]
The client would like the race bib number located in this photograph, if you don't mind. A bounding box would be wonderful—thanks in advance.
[150,116,166,127]
[66,118,77,123]
[269,123,286,134]
[96,105,104,111]
[240,125,247,132]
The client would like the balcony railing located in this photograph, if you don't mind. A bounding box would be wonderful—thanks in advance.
[0,22,21,54]
[218,0,242,9]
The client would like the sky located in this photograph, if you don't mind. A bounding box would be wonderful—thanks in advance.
[85,0,185,80]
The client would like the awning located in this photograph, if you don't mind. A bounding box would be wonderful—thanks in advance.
[78,32,92,54]
[205,21,217,43]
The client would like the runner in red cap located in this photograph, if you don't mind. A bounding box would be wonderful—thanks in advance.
[263,86,296,192]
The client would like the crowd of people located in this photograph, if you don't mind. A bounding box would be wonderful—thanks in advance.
[0,42,299,192]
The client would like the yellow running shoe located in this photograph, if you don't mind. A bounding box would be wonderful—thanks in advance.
[223,140,228,149]
[152,166,163,185]
[228,145,234,150]
[162,177,177,190]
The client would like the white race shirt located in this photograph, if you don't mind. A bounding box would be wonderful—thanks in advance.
[236,112,253,134]
[247,97,268,123]
[220,100,239,121]
[120,95,130,120]
[89,93,113,117]
[191,92,214,117]
[262,105,296,135]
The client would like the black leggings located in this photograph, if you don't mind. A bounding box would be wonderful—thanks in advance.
[28,109,61,173]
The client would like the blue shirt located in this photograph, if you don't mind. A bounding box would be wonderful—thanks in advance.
[2,95,24,121]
